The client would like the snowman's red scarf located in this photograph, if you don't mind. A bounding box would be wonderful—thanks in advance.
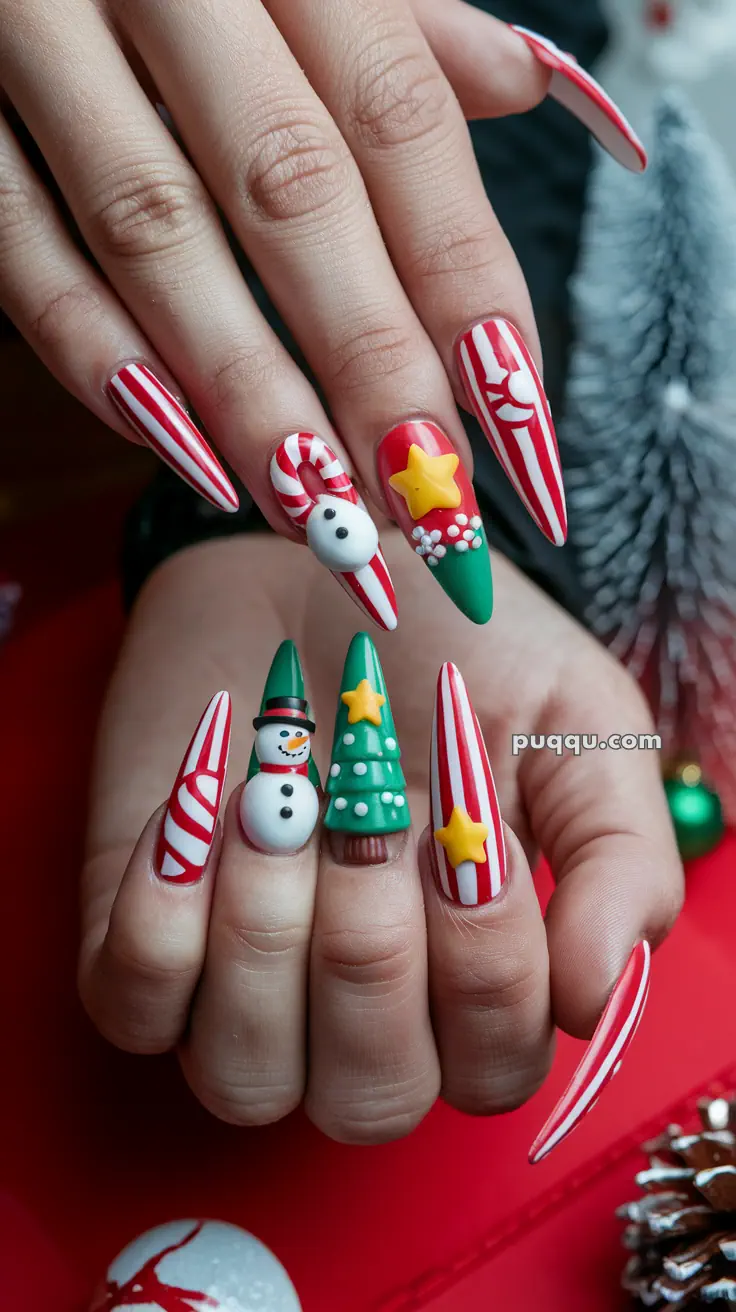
[260,761,309,777]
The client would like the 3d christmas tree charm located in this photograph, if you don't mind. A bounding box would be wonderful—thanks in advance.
[324,631,410,864]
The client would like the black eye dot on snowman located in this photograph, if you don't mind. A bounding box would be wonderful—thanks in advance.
[279,729,289,737]
[323,508,336,520]
[280,807,293,819]
[280,784,294,796]
[336,527,348,539]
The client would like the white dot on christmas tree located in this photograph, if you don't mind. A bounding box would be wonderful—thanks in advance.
[422,535,434,548]
[434,545,446,558]
[415,545,426,556]
[381,791,393,803]
[412,526,424,539]
[463,529,475,541]
[354,802,368,817]
[455,541,469,553]
[430,529,442,542]
[471,536,482,549]
[456,513,468,525]
[353,762,367,775]
[448,525,460,538]
[394,795,405,807]
[334,797,347,811]
[470,516,482,529]
[343,733,355,745]
[428,556,438,567]
[385,737,396,749]
[330,763,340,777]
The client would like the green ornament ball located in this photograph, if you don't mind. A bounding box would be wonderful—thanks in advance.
[664,764,725,861]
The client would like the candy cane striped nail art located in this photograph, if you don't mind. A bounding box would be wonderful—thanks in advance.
[511,26,647,174]
[529,940,652,1164]
[107,364,239,513]
[155,691,232,884]
[456,318,567,547]
[430,662,506,906]
[270,433,397,631]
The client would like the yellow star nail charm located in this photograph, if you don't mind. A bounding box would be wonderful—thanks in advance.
[389,444,462,521]
[341,678,386,725]
[434,806,489,869]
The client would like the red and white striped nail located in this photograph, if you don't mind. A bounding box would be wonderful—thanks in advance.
[511,27,647,174]
[270,432,397,631]
[456,318,567,547]
[529,940,652,1164]
[107,363,239,513]
[430,662,506,907]
[155,691,232,884]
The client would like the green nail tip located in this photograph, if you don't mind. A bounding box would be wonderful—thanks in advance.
[429,524,493,625]
[324,632,410,835]
[247,640,321,788]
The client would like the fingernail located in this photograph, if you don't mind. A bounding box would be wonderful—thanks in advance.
[430,662,506,906]
[240,640,320,855]
[529,940,652,1164]
[107,364,239,513]
[324,631,410,866]
[510,26,647,173]
[456,319,567,546]
[270,433,397,631]
[156,691,232,883]
[376,420,493,625]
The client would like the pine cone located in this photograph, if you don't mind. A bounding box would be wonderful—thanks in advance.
[619,1095,736,1305]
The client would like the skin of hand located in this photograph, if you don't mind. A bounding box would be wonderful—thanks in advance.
[79,534,684,1143]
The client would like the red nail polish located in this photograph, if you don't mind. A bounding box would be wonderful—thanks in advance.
[529,940,651,1163]
[107,364,239,513]
[456,319,567,546]
[430,662,506,906]
[156,691,232,883]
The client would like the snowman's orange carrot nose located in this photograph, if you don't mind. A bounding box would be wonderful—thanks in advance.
[288,734,307,750]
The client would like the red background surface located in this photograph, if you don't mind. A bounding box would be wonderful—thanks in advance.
[2,503,734,1311]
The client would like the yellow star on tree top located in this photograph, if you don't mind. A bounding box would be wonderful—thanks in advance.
[434,806,489,869]
[389,444,462,521]
[341,678,386,725]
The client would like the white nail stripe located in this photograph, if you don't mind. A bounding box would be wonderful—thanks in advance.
[183,692,219,774]
[111,375,223,503]
[456,674,502,899]
[164,812,210,866]
[208,692,229,771]
[198,775,218,804]
[270,465,304,497]
[177,782,215,832]
[344,558,397,630]
[460,338,531,513]
[496,319,567,531]
[160,853,186,878]
[126,365,228,488]
[321,458,344,480]
[430,705,453,900]
[456,861,479,907]
[537,942,651,1158]
[439,664,479,904]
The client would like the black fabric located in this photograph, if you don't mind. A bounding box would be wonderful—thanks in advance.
[122,0,607,620]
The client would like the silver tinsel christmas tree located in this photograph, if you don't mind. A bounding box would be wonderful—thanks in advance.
[561,92,736,823]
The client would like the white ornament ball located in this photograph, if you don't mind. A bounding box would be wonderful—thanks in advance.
[91,1219,301,1311]
[306,496,378,572]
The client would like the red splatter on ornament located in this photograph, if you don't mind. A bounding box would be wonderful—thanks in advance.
[90,1222,217,1311]
[646,0,674,29]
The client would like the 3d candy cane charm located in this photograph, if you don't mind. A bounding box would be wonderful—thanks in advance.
[270,433,398,631]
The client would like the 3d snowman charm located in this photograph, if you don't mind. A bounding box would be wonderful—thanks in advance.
[240,695,319,854]
[90,1218,301,1311]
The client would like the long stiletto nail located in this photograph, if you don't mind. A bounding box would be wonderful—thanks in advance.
[240,640,320,855]
[107,364,239,513]
[511,26,647,173]
[456,318,567,546]
[377,420,493,625]
[324,631,410,866]
[430,662,505,906]
[270,433,397,631]
[156,691,232,883]
[529,940,651,1164]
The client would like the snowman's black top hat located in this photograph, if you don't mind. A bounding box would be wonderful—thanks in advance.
[253,696,315,734]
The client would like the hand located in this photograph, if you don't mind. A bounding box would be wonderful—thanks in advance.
[79,535,683,1147]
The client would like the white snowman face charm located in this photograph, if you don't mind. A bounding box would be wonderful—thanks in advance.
[255,722,312,768]
[305,495,379,573]
[91,1219,302,1311]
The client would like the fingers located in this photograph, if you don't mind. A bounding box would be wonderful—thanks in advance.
[79,691,231,1053]
[423,663,551,1115]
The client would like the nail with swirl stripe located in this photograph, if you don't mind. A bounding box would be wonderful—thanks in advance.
[529,940,651,1164]
[270,433,397,631]
[155,691,232,884]
[430,662,506,906]
[107,363,239,513]
[456,318,567,547]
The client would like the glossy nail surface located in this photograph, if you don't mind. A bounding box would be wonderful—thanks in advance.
[324,631,410,866]
[270,432,397,631]
[529,940,652,1164]
[377,420,493,625]
[107,364,238,512]
[430,662,505,906]
[511,26,647,173]
[456,318,567,546]
[240,641,320,855]
[156,691,232,883]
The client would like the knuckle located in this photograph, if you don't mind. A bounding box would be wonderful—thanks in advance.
[105,926,199,992]
[350,33,452,150]
[199,344,284,419]
[0,171,46,253]
[223,917,310,964]
[445,1054,550,1118]
[316,923,416,993]
[28,280,106,353]
[438,938,543,1017]
[325,321,419,394]
[89,163,210,262]
[409,219,504,287]
[239,114,354,224]
[310,1086,435,1146]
